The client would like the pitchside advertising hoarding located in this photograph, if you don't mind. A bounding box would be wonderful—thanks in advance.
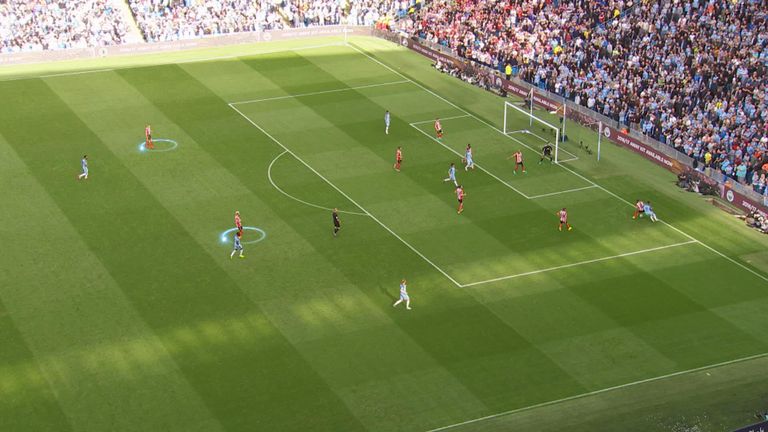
[400,36,768,216]
[733,420,768,432]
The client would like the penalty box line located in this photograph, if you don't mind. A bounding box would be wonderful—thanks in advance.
[228,103,463,288]
[459,240,697,288]
[346,43,768,284]
[229,80,410,105]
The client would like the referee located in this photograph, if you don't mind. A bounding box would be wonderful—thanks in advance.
[332,208,341,237]
[540,143,554,164]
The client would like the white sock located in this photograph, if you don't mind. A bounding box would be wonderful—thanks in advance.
[231,250,236,258]
[393,299,402,307]
[406,300,411,310]
[453,181,458,187]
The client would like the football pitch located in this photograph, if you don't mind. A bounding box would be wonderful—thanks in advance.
[1,36,768,431]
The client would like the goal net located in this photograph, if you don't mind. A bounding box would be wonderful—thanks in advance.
[502,95,602,163]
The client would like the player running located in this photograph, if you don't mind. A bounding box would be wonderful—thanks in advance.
[464,144,475,171]
[643,201,658,222]
[508,150,526,174]
[394,146,403,172]
[392,279,411,310]
[234,211,243,234]
[557,207,572,231]
[443,162,458,187]
[145,124,154,150]
[540,143,554,164]
[385,110,391,135]
[332,208,341,236]
[77,155,88,180]
[230,231,245,259]
[456,185,466,214]
[632,199,645,219]
[434,118,443,139]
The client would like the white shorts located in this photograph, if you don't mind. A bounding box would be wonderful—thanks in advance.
[82,168,89,175]
[400,293,409,301]
[465,157,473,166]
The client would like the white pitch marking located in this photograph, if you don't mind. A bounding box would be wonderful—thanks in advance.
[409,114,471,125]
[0,42,344,82]
[174,42,346,64]
[230,103,462,287]
[460,240,697,288]
[409,123,530,199]
[39,68,114,78]
[527,185,598,199]
[425,350,768,431]
[267,151,367,216]
[230,79,410,105]
[347,43,768,284]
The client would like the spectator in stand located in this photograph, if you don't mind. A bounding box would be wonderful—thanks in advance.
[128,0,285,42]
[405,0,768,188]
[0,0,128,52]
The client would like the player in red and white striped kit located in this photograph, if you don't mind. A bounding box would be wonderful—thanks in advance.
[145,124,154,150]
[632,199,645,219]
[434,118,443,139]
[456,185,466,214]
[394,146,403,172]
[234,211,243,234]
[557,208,572,231]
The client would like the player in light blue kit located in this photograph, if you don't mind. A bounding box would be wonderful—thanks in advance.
[77,155,88,180]
[464,144,475,171]
[385,110,391,135]
[392,279,411,310]
[643,201,658,222]
[443,162,458,186]
[230,231,245,259]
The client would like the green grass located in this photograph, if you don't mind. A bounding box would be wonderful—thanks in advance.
[0,36,767,431]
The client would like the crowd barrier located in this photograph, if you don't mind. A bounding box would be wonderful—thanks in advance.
[377,31,768,217]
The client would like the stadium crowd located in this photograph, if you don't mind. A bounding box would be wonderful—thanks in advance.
[407,0,768,191]
[0,0,129,52]
[128,0,285,42]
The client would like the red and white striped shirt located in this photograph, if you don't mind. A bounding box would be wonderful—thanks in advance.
[434,120,442,131]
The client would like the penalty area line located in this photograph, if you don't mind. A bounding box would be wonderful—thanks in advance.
[425,350,768,432]
[230,80,410,105]
[230,103,462,288]
[409,114,472,126]
[527,185,597,199]
[460,240,697,288]
[268,151,367,216]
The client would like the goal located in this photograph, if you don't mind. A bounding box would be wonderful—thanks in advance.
[503,99,562,162]
[502,95,604,163]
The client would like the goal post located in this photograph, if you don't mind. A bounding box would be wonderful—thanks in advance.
[503,100,561,163]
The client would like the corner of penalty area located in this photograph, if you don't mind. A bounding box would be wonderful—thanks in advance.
[219,227,267,245]
[138,138,180,153]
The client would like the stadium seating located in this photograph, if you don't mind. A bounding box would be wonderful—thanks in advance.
[405,0,768,190]
[0,0,129,52]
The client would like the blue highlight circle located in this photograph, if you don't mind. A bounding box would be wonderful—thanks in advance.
[220,226,267,245]
[138,138,179,153]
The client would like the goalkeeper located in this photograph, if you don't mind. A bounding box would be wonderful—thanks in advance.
[540,143,554,164]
